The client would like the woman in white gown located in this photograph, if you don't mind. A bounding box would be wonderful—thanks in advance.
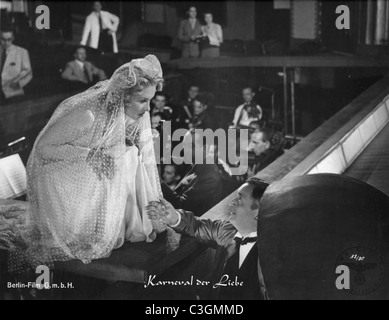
[8,55,167,270]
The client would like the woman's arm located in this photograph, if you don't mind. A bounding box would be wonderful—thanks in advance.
[37,109,121,180]
[36,109,95,161]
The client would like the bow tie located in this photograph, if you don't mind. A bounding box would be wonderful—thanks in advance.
[234,236,257,246]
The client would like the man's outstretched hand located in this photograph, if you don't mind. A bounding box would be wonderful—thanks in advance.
[146,199,179,226]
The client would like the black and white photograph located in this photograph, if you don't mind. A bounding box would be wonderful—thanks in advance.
[1,0,389,303]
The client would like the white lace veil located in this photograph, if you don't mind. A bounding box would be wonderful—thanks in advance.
[9,55,165,271]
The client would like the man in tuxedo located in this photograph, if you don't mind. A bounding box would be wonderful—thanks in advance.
[61,46,107,87]
[0,28,32,100]
[178,6,203,58]
[189,94,215,130]
[173,85,199,130]
[147,177,269,300]
[80,1,120,54]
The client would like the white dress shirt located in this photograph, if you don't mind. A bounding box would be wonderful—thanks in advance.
[189,18,196,30]
[80,10,120,53]
[96,12,106,29]
[232,103,263,128]
[75,60,85,69]
[235,231,258,268]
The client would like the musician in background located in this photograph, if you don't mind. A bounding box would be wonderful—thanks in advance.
[231,87,263,129]
[174,85,199,130]
[248,120,264,140]
[247,127,285,178]
[150,91,173,121]
[189,94,215,130]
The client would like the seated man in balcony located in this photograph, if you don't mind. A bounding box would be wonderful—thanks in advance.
[147,177,269,300]
[61,46,107,87]
[0,27,32,100]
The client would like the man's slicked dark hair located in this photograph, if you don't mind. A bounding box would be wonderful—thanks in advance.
[193,93,209,106]
[246,177,269,202]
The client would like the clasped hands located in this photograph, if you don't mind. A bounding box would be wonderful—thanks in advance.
[146,199,179,227]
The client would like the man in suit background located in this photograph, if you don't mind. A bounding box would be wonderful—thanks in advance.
[61,46,107,87]
[80,1,120,54]
[147,177,269,300]
[0,28,32,100]
[178,6,203,58]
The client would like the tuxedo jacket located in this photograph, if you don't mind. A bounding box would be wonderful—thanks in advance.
[190,111,215,130]
[173,210,268,300]
[253,148,285,174]
[178,19,203,43]
[61,60,106,84]
[0,45,32,98]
